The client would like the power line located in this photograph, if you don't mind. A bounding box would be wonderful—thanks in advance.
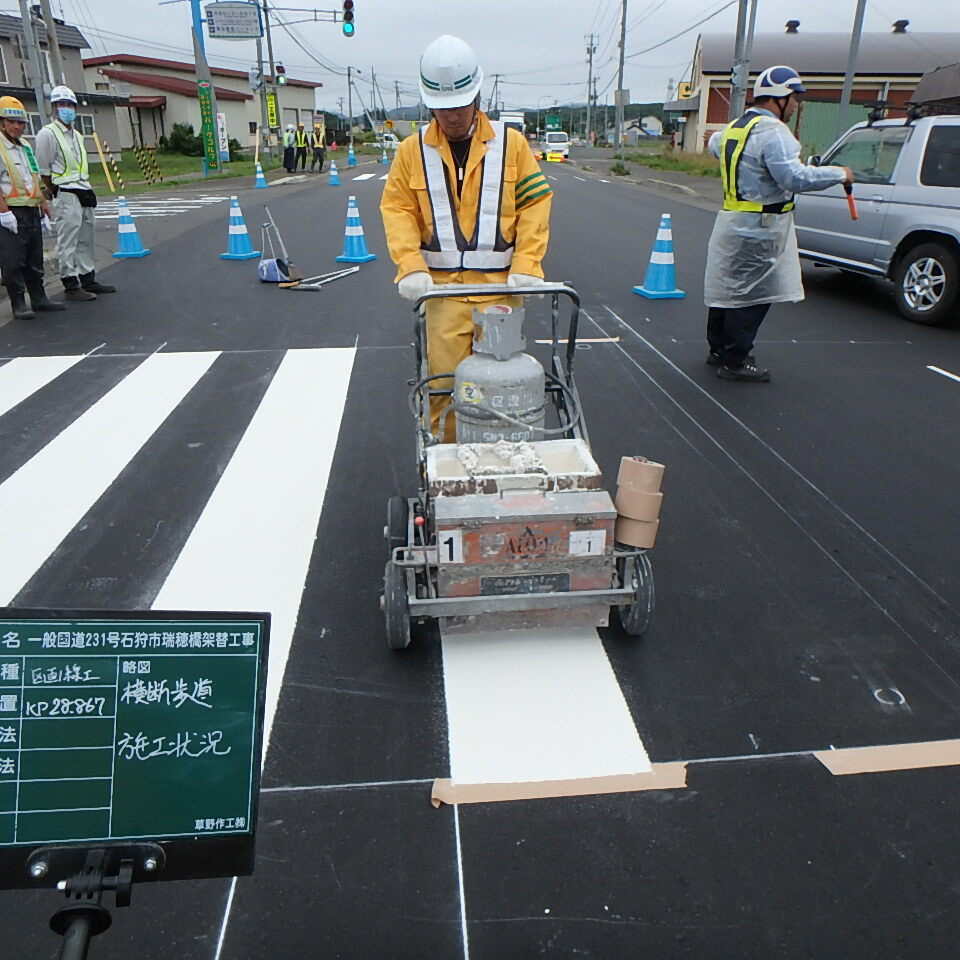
[625,0,738,59]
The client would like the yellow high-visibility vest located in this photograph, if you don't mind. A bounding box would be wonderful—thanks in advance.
[0,137,41,206]
[719,112,794,214]
[295,130,307,148]
[45,122,89,186]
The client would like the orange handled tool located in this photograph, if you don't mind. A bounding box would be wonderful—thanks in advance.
[843,183,859,221]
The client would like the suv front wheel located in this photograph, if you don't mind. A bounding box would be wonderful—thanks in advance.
[892,242,960,325]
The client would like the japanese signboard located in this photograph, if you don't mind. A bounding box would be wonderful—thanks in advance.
[266,90,280,129]
[0,612,269,887]
[216,111,230,161]
[197,80,220,171]
[205,1,263,39]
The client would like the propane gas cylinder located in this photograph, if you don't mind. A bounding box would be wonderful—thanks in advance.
[453,305,545,443]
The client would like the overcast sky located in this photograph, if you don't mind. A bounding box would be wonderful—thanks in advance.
[52,0,945,111]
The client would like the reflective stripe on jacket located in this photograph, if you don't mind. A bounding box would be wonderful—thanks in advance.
[45,122,89,186]
[380,111,552,291]
[720,113,794,214]
[311,132,324,149]
[295,130,307,148]
[0,137,41,206]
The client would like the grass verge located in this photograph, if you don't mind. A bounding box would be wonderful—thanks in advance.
[621,149,720,178]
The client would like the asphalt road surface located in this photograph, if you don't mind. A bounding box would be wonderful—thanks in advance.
[1,156,959,959]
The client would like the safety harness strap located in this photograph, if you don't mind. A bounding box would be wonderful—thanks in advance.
[720,112,795,214]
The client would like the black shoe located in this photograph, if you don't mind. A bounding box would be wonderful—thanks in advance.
[717,361,770,382]
[707,350,755,367]
[65,287,97,302]
[29,291,66,312]
[79,271,115,294]
[10,294,34,320]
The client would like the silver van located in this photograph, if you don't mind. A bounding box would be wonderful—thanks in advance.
[795,115,960,324]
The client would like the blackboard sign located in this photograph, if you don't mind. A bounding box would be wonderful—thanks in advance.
[0,610,269,888]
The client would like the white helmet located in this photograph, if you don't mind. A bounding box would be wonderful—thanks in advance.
[419,35,483,109]
[50,84,78,104]
[753,65,805,99]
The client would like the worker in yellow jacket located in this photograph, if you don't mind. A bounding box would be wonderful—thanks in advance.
[380,35,552,440]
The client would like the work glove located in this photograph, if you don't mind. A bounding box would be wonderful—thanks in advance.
[40,215,54,237]
[507,273,546,299]
[0,210,17,234]
[398,271,434,301]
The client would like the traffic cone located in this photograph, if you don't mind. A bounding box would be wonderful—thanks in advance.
[329,161,341,185]
[220,196,261,260]
[335,195,377,263]
[633,213,685,299]
[112,196,151,258]
[380,148,388,164]
[347,145,357,167]
[253,161,268,189]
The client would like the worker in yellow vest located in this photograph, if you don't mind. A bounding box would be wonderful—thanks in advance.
[294,123,308,171]
[309,125,325,173]
[34,85,115,302]
[0,96,64,320]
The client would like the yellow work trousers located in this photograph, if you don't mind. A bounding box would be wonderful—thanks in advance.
[425,295,520,442]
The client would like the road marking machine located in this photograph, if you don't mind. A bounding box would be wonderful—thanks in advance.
[381,283,656,648]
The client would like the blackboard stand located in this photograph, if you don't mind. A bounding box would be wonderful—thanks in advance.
[30,844,165,960]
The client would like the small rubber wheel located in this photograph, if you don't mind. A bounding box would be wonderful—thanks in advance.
[617,553,655,637]
[892,242,960,325]
[383,562,411,650]
[385,496,408,555]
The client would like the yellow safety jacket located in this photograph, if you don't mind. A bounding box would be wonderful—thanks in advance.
[719,112,795,214]
[380,111,552,294]
[295,130,307,148]
[45,121,89,186]
[310,132,324,149]
[0,136,42,206]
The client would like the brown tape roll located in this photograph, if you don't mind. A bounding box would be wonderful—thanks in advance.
[614,487,663,522]
[616,456,664,492]
[615,516,659,549]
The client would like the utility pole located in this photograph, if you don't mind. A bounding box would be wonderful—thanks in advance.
[395,79,401,110]
[38,0,66,84]
[728,0,749,120]
[17,0,49,125]
[347,65,354,147]
[837,0,867,139]
[262,0,281,136]
[614,0,628,153]
[585,34,596,145]
[255,35,271,159]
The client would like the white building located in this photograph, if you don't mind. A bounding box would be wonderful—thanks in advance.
[82,54,321,149]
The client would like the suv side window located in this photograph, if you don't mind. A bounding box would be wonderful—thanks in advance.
[824,126,911,185]
[920,127,960,187]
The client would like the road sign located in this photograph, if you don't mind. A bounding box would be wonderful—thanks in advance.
[266,90,279,129]
[385,118,394,130]
[248,65,263,91]
[545,114,562,131]
[614,89,630,107]
[197,80,220,170]
[205,1,263,39]
[0,611,269,887]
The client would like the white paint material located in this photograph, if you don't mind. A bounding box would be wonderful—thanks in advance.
[0,355,83,419]
[441,626,651,784]
[928,365,960,384]
[352,173,375,181]
[379,174,389,180]
[598,178,610,183]
[453,804,471,960]
[212,876,238,960]
[573,176,587,181]
[154,348,356,762]
[0,352,218,604]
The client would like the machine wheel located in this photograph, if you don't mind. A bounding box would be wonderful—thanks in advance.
[892,242,960,325]
[385,496,408,555]
[617,553,655,637]
[383,562,412,650]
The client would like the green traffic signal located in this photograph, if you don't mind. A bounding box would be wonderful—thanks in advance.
[342,0,354,36]
[342,21,354,36]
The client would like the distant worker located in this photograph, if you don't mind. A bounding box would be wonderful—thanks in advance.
[703,66,853,381]
[282,124,295,173]
[35,85,115,302]
[0,96,64,319]
[310,125,326,173]
[294,122,308,171]
[381,35,552,439]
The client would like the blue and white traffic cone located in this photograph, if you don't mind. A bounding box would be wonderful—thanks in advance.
[380,148,388,164]
[347,145,357,167]
[335,195,377,263]
[328,160,341,185]
[112,196,151,258]
[253,161,269,189]
[220,196,261,260]
[633,213,685,299]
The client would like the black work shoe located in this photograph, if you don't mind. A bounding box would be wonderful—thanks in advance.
[65,287,97,302]
[707,350,756,367]
[30,293,66,312]
[717,361,770,382]
[79,272,116,294]
[10,295,34,320]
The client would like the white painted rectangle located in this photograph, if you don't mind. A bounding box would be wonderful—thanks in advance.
[153,347,356,760]
[569,529,606,556]
[352,173,375,181]
[438,528,464,565]
[441,626,650,784]
[0,352,219,604]
[0,355,83,419]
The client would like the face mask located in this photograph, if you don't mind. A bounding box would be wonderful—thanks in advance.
[57,107,76,125]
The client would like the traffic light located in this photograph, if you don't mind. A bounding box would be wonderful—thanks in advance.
[248,65,263,91]
[342,0,354,36]
[276,62,287,86]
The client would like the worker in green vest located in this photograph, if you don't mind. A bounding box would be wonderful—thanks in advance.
[294,123,308,171]
[309,125,325,173]
[0,96,64,319]
[282,124,296,172]
[703,66,852,381]
[34,85,115,302]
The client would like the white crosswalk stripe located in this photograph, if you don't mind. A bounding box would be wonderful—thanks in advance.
[379,174,388,180]
[352,173,375,181]
[95,195,232,220]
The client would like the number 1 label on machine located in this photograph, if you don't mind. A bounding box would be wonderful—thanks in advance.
[439,528,464,564]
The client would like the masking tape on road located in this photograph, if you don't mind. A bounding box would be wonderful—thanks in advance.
[814,738,960,776]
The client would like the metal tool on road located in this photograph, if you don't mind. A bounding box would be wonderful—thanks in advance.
[380,283,655,650]
[280,265,360,291]
[844,183,859,221]
[257,206,302,282]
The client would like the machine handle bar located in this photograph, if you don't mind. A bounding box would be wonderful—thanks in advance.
[412,282,580,313]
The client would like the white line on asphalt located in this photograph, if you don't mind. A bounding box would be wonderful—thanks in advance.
[572,176,587,181]
[546,175,558,180]
[0,352,219,604]
[379,174,389,180]
[153,347,356,762]
[212,876,237,960]
[598,178,610,183]
[0,355,83,420]
[454,804,471,960]
[441,626,651,785]
[927,365,960,384]
[534,337,620,344]
[352,173,376,181]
